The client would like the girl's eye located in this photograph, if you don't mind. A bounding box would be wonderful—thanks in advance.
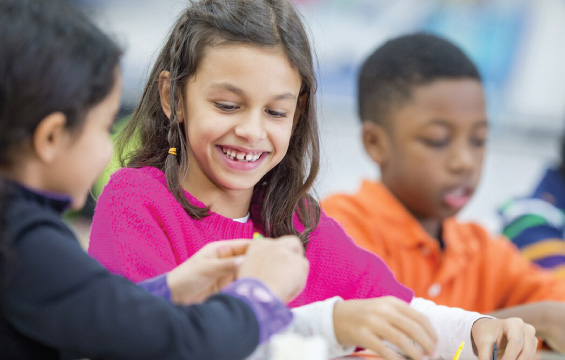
[265,109,287,118]
[214,102,239,112]
[421,138,449,148]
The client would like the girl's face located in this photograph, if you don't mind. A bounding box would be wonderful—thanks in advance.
[179,44,302,202]
[47,71,121,209]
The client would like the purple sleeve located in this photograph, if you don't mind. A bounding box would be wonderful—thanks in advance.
[137,273,172,302]
[138,274,292,344]
[221,278,293,344]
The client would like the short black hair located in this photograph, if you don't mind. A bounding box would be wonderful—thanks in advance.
[357,32,481,126]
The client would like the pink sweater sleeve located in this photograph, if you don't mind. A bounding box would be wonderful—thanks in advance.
[88,169,181,282]
[289,210,413,307]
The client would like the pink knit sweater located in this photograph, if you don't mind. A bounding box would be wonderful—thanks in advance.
[88,167,413,307]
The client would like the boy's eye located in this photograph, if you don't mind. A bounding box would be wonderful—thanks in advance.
[265,109,287,118]
[214,102,239,112]
[470,137,487,147]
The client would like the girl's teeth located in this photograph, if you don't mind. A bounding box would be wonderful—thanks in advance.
[222,147,261,162]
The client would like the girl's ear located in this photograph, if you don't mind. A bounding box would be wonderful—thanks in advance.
[32,112,68,163]
[158,71,184,123]
[362,121,390,167]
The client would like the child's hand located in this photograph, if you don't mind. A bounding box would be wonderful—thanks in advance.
[332,297,437,360]
[535,302,565,353]
[167,239,251,305]
[490,301,565,353]
[237,235,309,303]
[471,318,537,360]
[543,322,565,354]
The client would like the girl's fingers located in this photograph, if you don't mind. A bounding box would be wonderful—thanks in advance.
[356,328,403,360]
[277,235,304,254]
[210,257,242,273]
[515,325,537,360]
[475,338,495,360]
[374,320,425,360]
[390,299,437,356]
[499,319,525,360]
[215,240,251,258]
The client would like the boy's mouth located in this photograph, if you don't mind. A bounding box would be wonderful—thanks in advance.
[443,185,472,209]
[221,146,263,162]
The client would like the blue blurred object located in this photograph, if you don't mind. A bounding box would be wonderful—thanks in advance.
[424,2,528,126]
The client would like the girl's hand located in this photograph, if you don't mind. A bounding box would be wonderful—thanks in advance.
[237,235,309,303]
[471,318,537,360]
[333,297,437,360]
[167,239,251,305]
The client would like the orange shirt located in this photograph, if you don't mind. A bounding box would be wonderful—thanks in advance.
[322,180,565,314]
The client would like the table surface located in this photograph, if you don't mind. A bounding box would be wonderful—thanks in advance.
[331,350,565,360]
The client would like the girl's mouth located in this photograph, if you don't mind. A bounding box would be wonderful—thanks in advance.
[221,146,263,162]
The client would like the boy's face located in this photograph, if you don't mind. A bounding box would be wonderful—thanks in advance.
[373,79,487,222]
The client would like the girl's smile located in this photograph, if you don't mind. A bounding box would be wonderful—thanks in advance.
[161,43,302,218]
[218,145,268,171]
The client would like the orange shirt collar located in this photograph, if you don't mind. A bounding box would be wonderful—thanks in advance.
[356,180,472,257]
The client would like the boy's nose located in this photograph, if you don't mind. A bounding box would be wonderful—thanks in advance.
[234,110,267,144]
[447,145,476,174]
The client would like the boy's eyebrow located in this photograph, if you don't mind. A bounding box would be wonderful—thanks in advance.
[209,82,297,101]
[472,119,489,129]
[421,119,454,130]
[423,118,489,129]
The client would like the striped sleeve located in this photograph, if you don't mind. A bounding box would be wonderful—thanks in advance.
[500,198,565,276]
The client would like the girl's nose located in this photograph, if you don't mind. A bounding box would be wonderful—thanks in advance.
[234,110,267,144]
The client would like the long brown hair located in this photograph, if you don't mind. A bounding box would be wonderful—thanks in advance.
[117,0,320,244]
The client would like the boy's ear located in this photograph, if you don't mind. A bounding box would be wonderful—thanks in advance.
[32,112,68,163]
[158,70,184,123]
[362,121,390,167]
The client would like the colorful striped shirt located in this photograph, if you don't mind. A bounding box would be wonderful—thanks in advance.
[500,167,565,278]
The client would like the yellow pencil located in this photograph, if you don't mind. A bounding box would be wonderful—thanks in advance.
[452,341,465,360]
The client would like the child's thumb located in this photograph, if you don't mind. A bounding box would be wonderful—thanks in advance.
[213,256,244,273]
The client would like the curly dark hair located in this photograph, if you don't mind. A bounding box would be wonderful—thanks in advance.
[358,32,481,127]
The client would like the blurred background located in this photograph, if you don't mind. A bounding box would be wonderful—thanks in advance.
[72,0,565,245]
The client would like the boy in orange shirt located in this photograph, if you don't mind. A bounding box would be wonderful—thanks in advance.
[322,33,565,352]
